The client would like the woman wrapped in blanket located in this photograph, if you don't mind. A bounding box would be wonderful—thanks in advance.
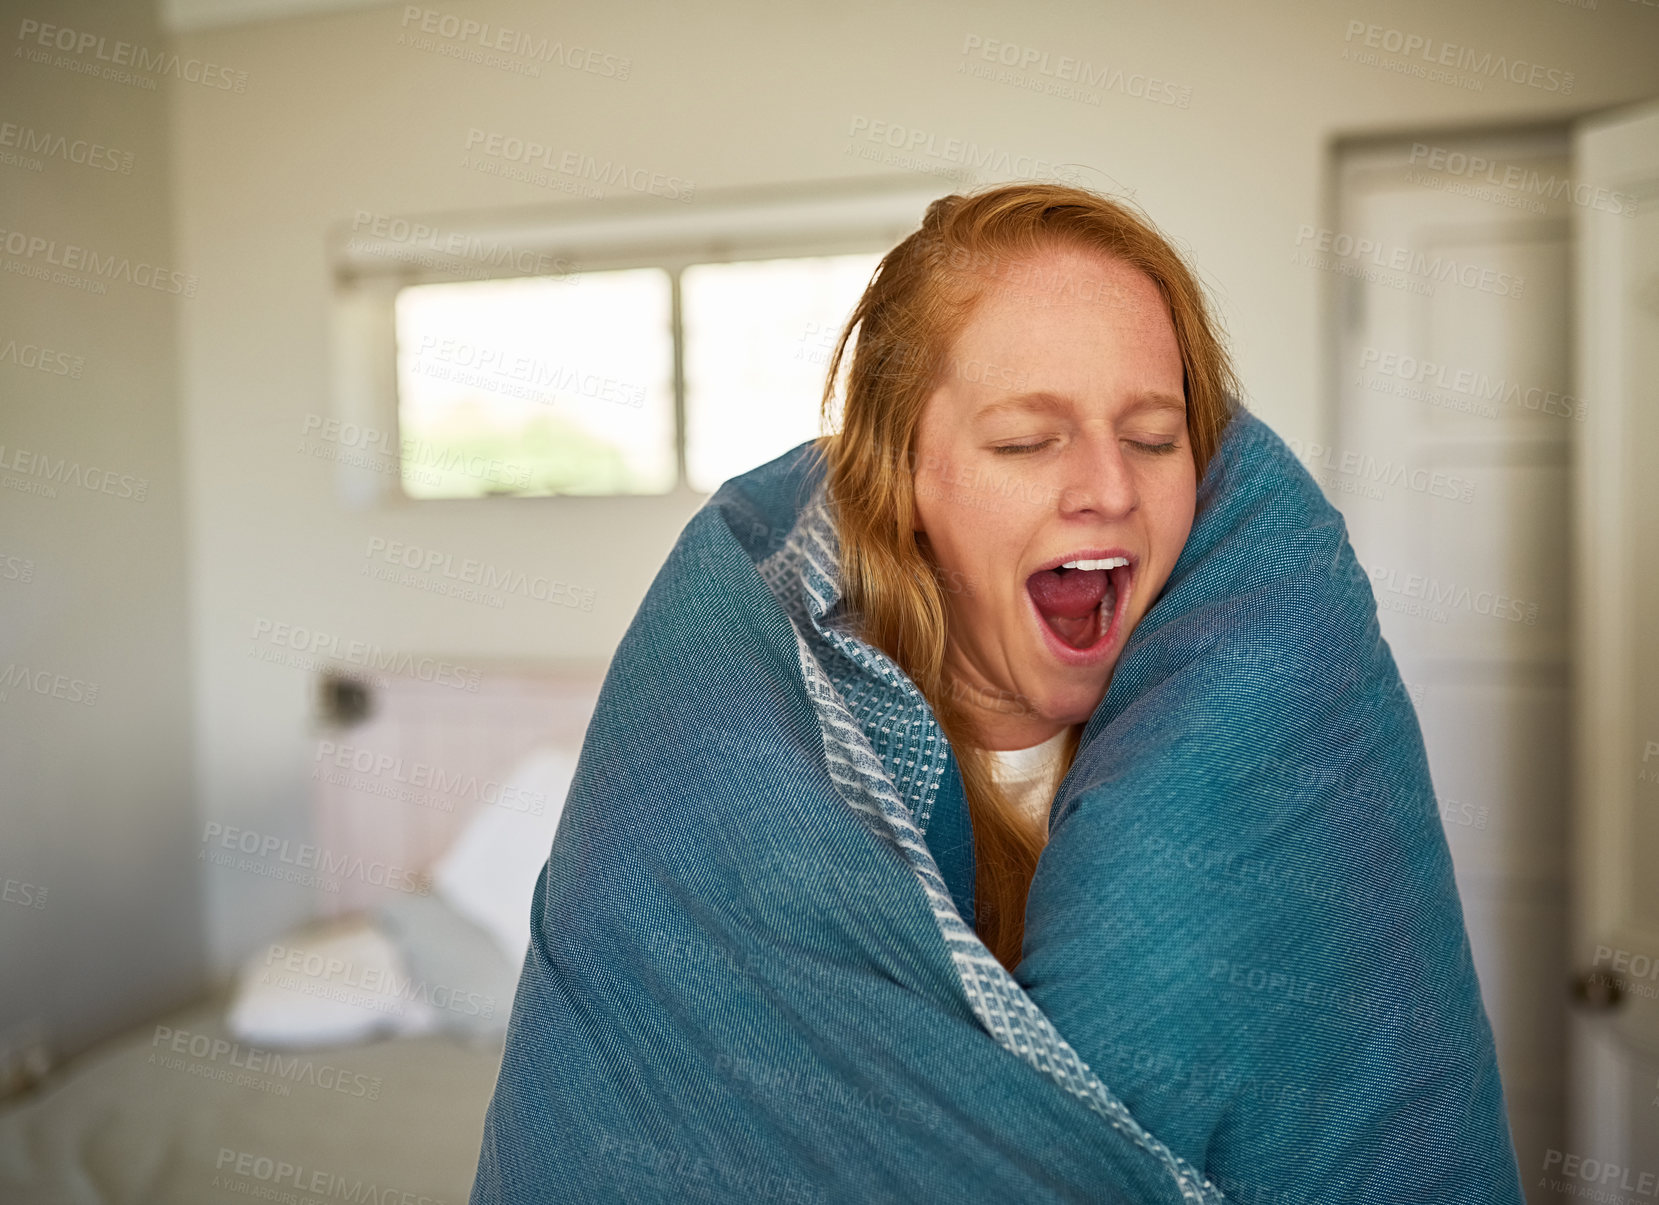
[471,185,1526,1204]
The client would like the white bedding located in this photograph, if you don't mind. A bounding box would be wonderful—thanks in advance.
[0,743,577,1202]
[223,743,575,1051]
[0,988,503,1205]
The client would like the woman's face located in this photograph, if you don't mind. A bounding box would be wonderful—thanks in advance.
[911,244,1196,749]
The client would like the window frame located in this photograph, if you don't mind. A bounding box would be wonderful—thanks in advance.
[327,178,942,508]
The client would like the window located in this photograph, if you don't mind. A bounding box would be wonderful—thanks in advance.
[394,269,675,499]
[680,252,882,493]
[393,252,882,499]
[334,181,942,504]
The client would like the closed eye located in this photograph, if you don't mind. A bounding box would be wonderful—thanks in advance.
[993,437,1180,456]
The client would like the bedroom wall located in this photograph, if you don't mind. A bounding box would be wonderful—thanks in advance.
[162,0,1659,975]
[0,0,204,1068]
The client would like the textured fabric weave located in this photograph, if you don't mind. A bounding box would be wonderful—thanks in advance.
[470,409,1524,1204]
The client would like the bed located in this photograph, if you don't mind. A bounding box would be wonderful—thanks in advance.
[0,985,504,1204]
[0,661,605,1205]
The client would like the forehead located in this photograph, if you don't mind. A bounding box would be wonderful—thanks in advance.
[940,247,1183,393]
[955,243,1158,311]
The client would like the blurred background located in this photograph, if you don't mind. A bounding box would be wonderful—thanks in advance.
[1,0,1657,1200]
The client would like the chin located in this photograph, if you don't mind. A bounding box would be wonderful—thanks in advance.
[1031,674,1114,727]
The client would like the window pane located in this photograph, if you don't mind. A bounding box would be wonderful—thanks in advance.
[394,270,674,499]
[682,253,884,495]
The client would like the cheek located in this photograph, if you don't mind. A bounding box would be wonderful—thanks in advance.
[910,439,962,529]
[911,470,954,546]
[912,472,971,572]
[1142,461,1198,574]
[912,486,1008,616]
[915,461,1015,554]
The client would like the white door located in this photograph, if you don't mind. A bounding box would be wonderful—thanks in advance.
[1329,127,1577,1197]
[1568,97,1659,1179]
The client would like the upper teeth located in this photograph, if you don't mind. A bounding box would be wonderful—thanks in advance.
[1060,557,1128,571]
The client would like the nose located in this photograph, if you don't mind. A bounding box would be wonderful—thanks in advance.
[1056,431,1138,519]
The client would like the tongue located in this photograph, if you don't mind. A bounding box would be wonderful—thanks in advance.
[1027,568,1111,649]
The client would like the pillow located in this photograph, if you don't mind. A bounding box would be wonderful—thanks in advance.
[225,914,439,1048]
[371,891,520,1043]
[430,746,577,964]
[225,745,576,1049]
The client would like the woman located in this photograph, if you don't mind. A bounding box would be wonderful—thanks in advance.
[820,187,1237,971]
[472,184,1524,1204]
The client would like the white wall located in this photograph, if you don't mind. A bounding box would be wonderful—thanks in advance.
[0,0,202,1066]
[162,0,1659,974]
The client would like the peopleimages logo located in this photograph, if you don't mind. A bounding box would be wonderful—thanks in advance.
[845,115,1083,185]
[348,210,573,278]
[1407,143,1635,217]
[0,120,134,172]
[1,553,37,583]
[313,739,550,815]
[1283,438,1477,504]
[1359,346,1586,422]
[409,334,644,410]
[0,443,148,501]
[261,942,494,1018]
[211,1149,443,1205]
[14,18,249,91]
[0,663,99,705]
[0,227,197,297]
[297,413,531,492]
[1368,566,1540,625]
[363,536,596,611]
[463,128,693,202]
[2,875,47,910]
[1342,20,1575,94]
[398,5,631,79]
[248,616,483,692]
[0,337,85,378]
[1540,1149,1659,1197]
[151,1025,383,1100]
[957,34,1193,108]
[199,821,428,896]
[1294,225,1523,298]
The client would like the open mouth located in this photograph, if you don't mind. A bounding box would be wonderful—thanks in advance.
[1025,557,1132,655]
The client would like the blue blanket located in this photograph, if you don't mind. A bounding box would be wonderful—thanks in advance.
[470,409,1524,1204]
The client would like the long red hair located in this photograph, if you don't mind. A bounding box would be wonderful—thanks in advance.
[813,182,1240,970]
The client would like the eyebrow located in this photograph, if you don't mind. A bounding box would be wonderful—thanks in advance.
[973,390,1186,421]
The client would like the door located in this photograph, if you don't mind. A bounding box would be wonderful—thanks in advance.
[1330,126,1576,1197]
[1568,97,1659,1179]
